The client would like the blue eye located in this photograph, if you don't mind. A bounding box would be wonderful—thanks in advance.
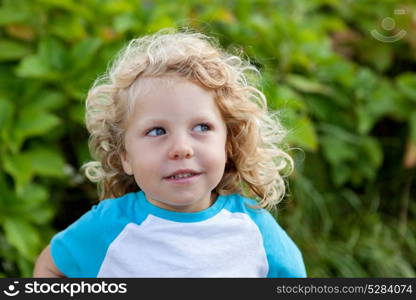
[194,124,210,132]
[147,127,166,136]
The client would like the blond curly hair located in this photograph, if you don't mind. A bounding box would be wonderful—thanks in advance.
[83,28,294,210]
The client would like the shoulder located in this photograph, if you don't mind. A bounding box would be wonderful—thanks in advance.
[222,194,307,277]
[89,192,138,220]
[50,192,140,277]
[61,192,141,239]
[221,193,277,225]
[221,194,282,236]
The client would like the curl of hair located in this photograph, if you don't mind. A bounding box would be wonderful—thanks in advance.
[83,28,294,209]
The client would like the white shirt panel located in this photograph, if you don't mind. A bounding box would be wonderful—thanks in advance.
[97,209,268,277]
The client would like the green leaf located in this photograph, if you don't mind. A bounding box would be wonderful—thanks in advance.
[331,163,351,187]
[361,137,383,168]
[0,8,29,25]
[320,134,356,165]
[39,0,94,19]
[13,110,60,149]
[113,13,138,33]
[3,218,41,260]
[0,172,11,196]
[0,40,31,61]
[15,55,56,79]
[286,74,331,95]
[28,206,55,225]
[16,256,34,278]
[397,73,416,102]
[359,41,392,72]
[50,14,86,41]
[3,147,66,195]
[269,85,306,111]
[202,7,235,24]
[69,104,85,124]
[147,15,175,32]
[365,80,396,116]
[409,112,416,143]
[2,152,34,194]
[0,98,14,133]
[69,37,101,72]
[284,114,318,151]
[356,79,397,135]
[17,184,54,224]
[39,0,75,10]
[28,148,67,178]
[18,183,49,205]
[39,37,69,71]
[354,68,378,100]
[356,105,384,135]
[31,90,67,111]
[0,173,16,213]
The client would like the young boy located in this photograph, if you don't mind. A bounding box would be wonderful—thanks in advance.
[34,29,306,277]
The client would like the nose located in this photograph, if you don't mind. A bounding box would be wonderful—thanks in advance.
[168,135,194,160]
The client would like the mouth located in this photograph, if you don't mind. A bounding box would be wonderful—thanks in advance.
[163,169,202,182]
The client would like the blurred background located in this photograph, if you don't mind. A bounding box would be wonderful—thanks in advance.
[0,0,415,277]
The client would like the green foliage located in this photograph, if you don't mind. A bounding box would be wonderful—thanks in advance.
[0,0,415,277]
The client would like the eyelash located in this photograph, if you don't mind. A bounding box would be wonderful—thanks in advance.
[145,123,211,136]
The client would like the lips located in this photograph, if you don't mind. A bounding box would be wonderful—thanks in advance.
[164,169,201,180]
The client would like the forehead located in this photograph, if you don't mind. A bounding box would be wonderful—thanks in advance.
[128,76,223,121]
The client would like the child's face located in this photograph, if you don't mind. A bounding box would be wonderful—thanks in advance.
[121,77,227,212]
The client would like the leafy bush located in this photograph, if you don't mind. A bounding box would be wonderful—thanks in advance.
[0,0,415,277]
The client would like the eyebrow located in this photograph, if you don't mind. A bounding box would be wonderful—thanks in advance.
[139,115,219,125]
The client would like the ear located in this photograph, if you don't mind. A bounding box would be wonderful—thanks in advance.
[120,151,133,175]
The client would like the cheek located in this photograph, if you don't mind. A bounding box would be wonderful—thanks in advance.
[134,153,158,174]
[207,138,227,168]
[127,144,160,177]
[131,158,159,190]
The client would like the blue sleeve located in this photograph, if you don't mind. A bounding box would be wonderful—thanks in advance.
[251,210,307,277]
[50,197,132,277]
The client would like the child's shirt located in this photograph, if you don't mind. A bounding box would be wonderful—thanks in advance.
[51,191,307,277]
